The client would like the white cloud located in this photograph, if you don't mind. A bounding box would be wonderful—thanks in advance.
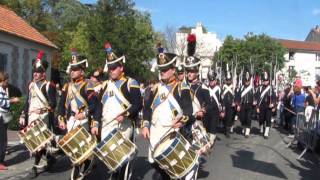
[312,8,320,16]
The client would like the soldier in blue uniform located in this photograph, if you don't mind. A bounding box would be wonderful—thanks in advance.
[98,42,142,180]
[57,49,100,180]
[141,48,195,179]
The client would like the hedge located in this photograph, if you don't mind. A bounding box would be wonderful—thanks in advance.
[8,96,26,130]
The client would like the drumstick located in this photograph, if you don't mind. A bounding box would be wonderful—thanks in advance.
[149,126,176,151]
[148,141,155,154]
[101,107,131,129]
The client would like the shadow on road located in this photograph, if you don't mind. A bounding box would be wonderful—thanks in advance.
[132,156,152,180]
[5,145,29,166]
[48,155,72,173]
[231,150,287,179]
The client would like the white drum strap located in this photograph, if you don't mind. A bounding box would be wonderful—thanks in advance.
[32,81,49,108]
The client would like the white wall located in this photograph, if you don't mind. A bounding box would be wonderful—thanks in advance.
[283,51,320,87]
[175,22,222,58]
[0,32,54,93]
[175,23,222,80]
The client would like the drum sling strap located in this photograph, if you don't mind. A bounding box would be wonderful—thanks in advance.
[102,80,131,110]
[68,82,88,112]
[151,83,182,117]
[191,85,201,115]
[30,81,50,111]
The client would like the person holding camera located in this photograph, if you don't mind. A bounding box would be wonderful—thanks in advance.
[0,71,19,171]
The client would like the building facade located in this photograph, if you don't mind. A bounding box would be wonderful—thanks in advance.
[175,22,222,80]
[278,39,320,87]
[0,5,57,93]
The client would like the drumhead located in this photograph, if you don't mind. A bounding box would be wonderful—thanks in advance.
[96,128,118,149]
[153,132,178,157]
[58,126,81,146]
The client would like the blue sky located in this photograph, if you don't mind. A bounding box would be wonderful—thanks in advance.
[80,0,320,41]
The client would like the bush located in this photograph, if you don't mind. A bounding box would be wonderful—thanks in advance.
[8,96,26,130]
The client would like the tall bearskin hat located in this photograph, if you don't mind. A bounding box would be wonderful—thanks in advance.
[207,69,217,81]
[177,65,184,74]
[103,42,126,72]
[66,48,88,74]
[261,71,270,81]
[32,51,49,73]
[225,63,232,81]
[243,70,251,82]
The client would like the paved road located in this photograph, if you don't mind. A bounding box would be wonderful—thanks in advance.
[1,120,320,180]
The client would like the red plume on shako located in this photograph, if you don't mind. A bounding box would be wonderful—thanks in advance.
[71,48,77,55]
[103,42,126,73]
[35,50,44,68]
[32,50,48,73]
[104,42,112,53]
[187,34,196,56]
[184,34,201,71]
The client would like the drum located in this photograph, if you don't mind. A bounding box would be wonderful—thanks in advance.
[58,126,96,165]
[94,128,137,172]
[191,121,211,154]
[152,132,199,179]
[18,119,53,153]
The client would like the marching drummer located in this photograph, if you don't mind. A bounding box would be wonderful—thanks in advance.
[19,51,57,178]
[57,49,100,180]
[141,47,195,179]
[97,42,142,180]
[184,34,213,151]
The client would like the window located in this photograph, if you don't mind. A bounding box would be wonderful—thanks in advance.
[316,53,320,61]
[288,66,295,77]
[289,52,295,60]
[316,67,320,76]
[0,53,8,72]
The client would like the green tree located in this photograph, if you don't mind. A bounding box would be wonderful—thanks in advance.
[217,33,286,74]
[1,0,157,82]
[52,0,89,30]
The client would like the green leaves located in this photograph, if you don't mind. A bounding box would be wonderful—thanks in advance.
[1,0,157,82]
[217,33,286,74]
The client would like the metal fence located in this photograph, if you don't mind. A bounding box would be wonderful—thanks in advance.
[288,108,320,159]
